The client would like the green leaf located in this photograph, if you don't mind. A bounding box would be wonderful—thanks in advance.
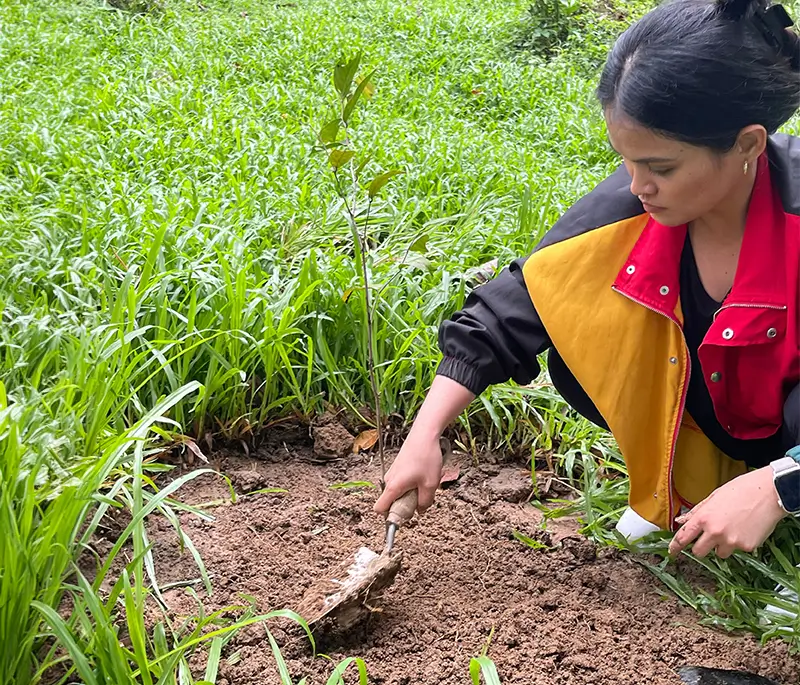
[368,169,404,198]
[32,602,99,685]
[470,656,502,685]
[356,74,375,98]
[267,629,293,685]
[355,155,372,176]
[343,69,376,124]
[329,149,356,169]
[319,119,340,144]
[511,530,549,550]
[409,234,428,253]
[324,657,369,685]
[329,481,375,489]
[204,637,223,682]
[246,487,289,496]
[333,54,361,98]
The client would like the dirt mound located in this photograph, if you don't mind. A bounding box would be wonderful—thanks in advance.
[147,442,800,685]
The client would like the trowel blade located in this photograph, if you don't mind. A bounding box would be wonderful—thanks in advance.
[296,545,403,630]
[677,666,780,685]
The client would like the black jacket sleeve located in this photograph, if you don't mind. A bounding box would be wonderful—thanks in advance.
[783,384,800,449]
[436,257,552,396]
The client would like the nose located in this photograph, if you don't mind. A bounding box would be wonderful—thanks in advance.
[629,168,656,199]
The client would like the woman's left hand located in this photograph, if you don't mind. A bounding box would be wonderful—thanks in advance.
[668,466,787,559]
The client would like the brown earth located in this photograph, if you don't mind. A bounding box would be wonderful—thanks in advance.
[143,428,800,685]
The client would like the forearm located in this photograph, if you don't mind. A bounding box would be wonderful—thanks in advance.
[408,375,475,439]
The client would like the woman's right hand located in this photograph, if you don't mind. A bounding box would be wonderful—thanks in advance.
[373,429,444,516]
[374,374,476,517]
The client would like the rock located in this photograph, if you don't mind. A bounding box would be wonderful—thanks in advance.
[227,469,267,493]
[312,421,354,459]
[486,469,533,503]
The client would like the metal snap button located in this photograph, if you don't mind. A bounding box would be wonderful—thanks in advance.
[767,327,778,339]
[669,357,678,365]
[626,265,636,275]
[659,285,670,295]
[710,372,722,383]
[722,328,734,340]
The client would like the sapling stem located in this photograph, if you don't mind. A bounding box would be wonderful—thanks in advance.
[333,93,386,481]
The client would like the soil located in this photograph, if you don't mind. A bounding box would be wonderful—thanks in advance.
[144,427,800,685]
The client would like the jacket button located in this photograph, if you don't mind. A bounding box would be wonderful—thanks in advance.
[767,327,778,339]
[710,372,722,383]
[659,285,670,295]
[626,265,636,275]
[669,357,678,365]
[722,328,734,340]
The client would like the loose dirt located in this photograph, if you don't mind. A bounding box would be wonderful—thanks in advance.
[145,429,800,685]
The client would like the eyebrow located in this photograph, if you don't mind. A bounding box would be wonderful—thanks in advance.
[606,138,678,164]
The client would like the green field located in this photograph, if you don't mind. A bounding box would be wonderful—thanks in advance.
[2,0,799,682]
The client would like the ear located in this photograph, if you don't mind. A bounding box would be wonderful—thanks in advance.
[735,125,768,160]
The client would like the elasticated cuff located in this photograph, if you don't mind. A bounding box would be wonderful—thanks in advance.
[435,356,489,396]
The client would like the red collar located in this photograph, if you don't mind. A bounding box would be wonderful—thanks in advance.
[613,153,787,320]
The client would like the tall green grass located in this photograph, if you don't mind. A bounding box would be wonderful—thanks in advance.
[1,0,799,681]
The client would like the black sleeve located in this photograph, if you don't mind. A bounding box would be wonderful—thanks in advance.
[783,384,800,449]
[436,257,552,396]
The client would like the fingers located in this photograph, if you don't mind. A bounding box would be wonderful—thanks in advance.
[714,543,735,560]
[417,484,438,513]
[688,531,716,558]
[669,519,737,559]
[668,517,703,557]
[373,479,407,514]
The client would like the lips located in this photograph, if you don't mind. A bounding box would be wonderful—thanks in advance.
[642,202,665,213]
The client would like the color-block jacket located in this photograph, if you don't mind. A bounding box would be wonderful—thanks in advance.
[438,134,800,530]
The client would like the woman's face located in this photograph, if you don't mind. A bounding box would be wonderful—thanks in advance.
[604,108,751,227]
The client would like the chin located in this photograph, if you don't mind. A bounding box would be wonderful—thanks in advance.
[648,209,684,227]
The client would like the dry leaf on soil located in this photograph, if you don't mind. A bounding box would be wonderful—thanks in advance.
[352,429,379,453]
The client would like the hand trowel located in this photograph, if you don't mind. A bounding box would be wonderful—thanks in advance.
[295,439,450,631]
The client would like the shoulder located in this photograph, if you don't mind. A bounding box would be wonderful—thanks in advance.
[767,133,800,216]
[533,165,644,253]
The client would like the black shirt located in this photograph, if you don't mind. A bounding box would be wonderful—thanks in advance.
[680,234,785,467]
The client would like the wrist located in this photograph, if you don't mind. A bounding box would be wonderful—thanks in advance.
[769,457,800,517]
[408,418,444,441]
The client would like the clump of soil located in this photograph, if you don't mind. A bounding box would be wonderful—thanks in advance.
[311,413,355,459]
[147,439,800,685]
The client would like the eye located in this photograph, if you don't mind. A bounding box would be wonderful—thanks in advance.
[650,167,674,177]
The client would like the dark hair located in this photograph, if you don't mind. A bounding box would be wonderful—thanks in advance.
[596,0,800,151]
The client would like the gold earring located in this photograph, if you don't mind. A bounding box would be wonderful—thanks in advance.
[743,160,749,175]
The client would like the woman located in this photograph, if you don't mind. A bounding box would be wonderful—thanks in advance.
[375,0,800,561]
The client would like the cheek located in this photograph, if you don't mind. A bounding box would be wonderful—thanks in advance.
[666,167,719,207]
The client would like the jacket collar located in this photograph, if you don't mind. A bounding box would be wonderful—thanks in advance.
[613,153,787,320]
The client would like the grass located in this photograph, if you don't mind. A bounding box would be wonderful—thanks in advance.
[1,0,799,682]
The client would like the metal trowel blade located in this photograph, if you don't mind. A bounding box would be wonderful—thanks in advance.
[677,666,781,685]
[295,546,403,630]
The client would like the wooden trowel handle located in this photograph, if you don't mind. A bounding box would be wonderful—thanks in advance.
[384,437,450,527]
[386,489,419,526]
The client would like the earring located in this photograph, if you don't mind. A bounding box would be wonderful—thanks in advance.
[743,160,749,175]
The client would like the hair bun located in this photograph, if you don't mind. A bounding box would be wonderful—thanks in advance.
[717,0,766,20]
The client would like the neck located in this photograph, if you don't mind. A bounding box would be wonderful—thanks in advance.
[690,167,757,243]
